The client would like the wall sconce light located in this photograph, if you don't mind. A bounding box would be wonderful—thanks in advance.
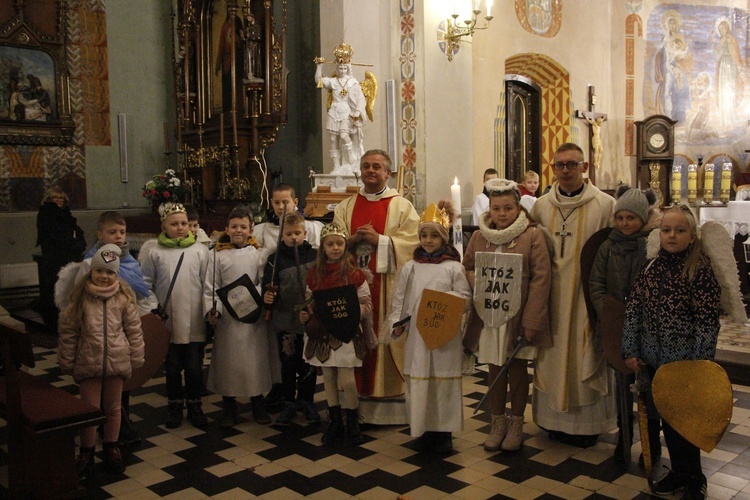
[443,0,494,62]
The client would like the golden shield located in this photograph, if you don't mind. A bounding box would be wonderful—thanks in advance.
[653,360,733,452]
[416,288,467,350]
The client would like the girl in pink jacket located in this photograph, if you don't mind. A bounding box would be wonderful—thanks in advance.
[58,244,144,478]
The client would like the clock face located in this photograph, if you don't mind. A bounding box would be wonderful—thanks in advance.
[649,132,666,150]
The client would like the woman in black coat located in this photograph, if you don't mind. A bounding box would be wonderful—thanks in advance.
[36,186,85,329]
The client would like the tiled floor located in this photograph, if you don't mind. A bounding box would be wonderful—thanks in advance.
[2,320,750,500]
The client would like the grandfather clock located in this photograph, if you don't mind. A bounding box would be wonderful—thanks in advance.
[635,115,677,207]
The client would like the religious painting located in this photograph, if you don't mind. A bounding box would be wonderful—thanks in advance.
[0,43,73,146]
[642,5,749,147]
[0,46,56,123]
[514,0,561,38]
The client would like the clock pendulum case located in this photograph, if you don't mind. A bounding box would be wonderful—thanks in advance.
[634,115,677,207]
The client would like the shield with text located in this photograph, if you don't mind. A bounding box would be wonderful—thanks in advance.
[415,289,467,350]
[473,252,523,327]
[313,284,361,343]
[217,274,263,324]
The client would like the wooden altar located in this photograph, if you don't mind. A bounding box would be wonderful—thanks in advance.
[171,0,288,213]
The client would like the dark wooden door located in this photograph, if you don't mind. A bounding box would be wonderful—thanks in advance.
[505,79,541,186]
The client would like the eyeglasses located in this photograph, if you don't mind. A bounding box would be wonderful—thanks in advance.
[552,161,584,171]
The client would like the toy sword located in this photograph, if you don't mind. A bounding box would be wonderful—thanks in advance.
[264,202,288,320]
[473,336,529,415]
[156,251,184,320]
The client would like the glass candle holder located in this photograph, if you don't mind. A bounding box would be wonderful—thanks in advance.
[671,164,682,205]
[703,164,715,203]
[720,163,732,204]
[687,164,697,204]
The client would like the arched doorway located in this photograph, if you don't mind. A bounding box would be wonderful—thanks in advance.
[495,53,571,191]
[505,75,541,188]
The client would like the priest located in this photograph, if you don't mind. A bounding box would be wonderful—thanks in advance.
[333,149,420,424]
[530,142,617,447]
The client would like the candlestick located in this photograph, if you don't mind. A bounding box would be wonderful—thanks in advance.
[703,164,714,203]
[687,164,697,204]
[720,162,732,203]
[163,122,170,153]
[671,164,682,205]
[232,110,238,146]
[450,177,463,259]
[219,113,225,146]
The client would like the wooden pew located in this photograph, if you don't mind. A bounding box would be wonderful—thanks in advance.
[0,317,105,499]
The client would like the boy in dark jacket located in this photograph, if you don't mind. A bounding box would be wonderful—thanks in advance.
[262,212,319,425]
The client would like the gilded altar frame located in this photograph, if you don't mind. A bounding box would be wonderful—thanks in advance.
[0,3,75,146]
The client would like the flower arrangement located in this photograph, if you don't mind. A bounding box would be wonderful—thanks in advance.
[142,169,186,206]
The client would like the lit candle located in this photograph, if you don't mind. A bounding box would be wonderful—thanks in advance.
[703,164,714,203]
[687,164,697,204]
[451,177,461,212]
[163,122,170,153]
[219,113,225,146]
[671,164,682,205]
[720,162,732,203]
[486,0,493,17]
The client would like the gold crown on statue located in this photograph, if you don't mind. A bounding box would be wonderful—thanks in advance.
[321,222,350,240]
[160,202,187,222]
[333,42,354,64]
[420,202,451,230]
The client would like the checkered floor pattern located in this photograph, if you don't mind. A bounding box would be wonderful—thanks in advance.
[2,338,750,499]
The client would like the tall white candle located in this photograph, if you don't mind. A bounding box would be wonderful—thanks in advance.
[451,177,461,211]
[451,177,463,259]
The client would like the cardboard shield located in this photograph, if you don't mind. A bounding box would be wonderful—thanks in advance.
[123,313,170,392]
[217,274,263,324]
[653,360,733,452]
[472,252,523,327]
[312,284,361,343]
[416,289,468,350]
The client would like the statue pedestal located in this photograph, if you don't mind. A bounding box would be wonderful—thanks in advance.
[304,174,361,218]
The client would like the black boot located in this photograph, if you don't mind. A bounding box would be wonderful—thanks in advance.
[344,408,364,445]
[322,405,344,445]
[166,400,184,429]
[220,397,238,429]
[76,446,95,479]
[103,441,125,474]
[431,432,454,453]
[186,400,208,428]
[251,395,271,424]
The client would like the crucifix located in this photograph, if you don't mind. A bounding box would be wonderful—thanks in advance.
[555,221,572,258]
[576,85,607,185]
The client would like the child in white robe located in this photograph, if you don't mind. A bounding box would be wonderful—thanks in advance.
[390,200,471,453]
[205,207,273,426]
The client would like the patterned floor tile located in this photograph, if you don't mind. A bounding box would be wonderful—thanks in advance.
[3,335,750,499]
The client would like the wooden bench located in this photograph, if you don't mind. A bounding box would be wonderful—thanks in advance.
[0,317,105,499]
